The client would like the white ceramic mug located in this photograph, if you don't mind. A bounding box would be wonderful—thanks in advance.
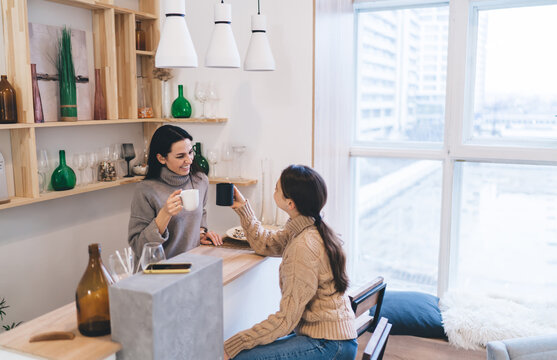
[180,189,199,211]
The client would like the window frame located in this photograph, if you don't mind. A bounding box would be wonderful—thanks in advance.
[351,0,557,296]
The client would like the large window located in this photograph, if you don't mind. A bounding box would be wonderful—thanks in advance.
[352,0,557,298]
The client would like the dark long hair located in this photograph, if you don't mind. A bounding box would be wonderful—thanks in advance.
[145,125,201,180]
[280,165,349,294]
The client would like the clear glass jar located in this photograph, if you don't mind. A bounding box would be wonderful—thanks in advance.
[98,160,116,182]
[137,76,153,118]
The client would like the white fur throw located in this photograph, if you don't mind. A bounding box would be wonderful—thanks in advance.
[439,292,557,350]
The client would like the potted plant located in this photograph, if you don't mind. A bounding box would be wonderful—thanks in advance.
[0,297,22,331]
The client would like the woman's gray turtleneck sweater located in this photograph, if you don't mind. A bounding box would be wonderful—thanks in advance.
[128,167,208,261]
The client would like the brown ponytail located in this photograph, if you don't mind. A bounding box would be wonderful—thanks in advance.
[280,165,349,294]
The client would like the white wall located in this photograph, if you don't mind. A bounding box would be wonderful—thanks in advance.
[0,0,313,326]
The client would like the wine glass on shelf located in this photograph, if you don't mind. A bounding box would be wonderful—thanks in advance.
[37,149,49,193]
[121,143,136,178]
[87,152,98,184]
[77,153,88,185]
[139,242,166,271]
[221,144,234,181]
[207,82,219,119]
[207,148,219,178]
[194,81,208,118]
[232,145,247,179]
[111,143,123,178]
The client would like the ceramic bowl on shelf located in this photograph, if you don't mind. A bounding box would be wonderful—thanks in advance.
[132,164,148,176]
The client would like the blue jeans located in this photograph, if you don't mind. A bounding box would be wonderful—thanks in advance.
[232,334,358,360]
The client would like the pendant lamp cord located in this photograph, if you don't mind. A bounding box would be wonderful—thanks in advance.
[258,0,261,15]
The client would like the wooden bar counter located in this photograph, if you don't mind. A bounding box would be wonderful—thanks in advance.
[0,244,273,360]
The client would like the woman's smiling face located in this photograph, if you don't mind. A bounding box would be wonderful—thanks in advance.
[157,139,194,176]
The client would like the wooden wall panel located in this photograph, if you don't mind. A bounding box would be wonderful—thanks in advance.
[10,128,38,198]
[93,8,119,119]
[115,13,137,119]
[1,0,34,124]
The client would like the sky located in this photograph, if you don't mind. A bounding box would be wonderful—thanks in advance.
[482,4,557,96]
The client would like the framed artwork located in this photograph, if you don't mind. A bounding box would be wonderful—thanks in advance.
[29,23,93,122]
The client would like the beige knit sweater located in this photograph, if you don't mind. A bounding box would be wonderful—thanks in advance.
[224,201,356,358]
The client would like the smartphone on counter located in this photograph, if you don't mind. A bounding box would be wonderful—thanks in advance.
[143,263,192,274]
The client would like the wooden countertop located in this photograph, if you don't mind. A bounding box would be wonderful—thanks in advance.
[0,244,267,359]
[0,303,121,360]
[189,243,267,285]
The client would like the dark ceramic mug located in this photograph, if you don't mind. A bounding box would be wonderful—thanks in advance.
[216,183,234,206]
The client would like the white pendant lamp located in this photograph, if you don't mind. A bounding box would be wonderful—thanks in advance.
[244,0,275,71]
[205,1,241,68]
[155,0,198,68]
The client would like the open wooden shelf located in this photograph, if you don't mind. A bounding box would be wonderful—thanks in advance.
[209,177,258,186]
[0,177,144,211]
[46,0,157,19]
[0,118,228,130]
[136,50,155,56]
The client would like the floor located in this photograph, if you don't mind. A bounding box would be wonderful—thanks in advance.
[357,333,486,360]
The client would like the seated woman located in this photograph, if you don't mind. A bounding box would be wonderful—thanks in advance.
[128,125,222,263]
[224,165,357,360]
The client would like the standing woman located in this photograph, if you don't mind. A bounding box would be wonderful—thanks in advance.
[128,125,222,263]
[224,165,357,360]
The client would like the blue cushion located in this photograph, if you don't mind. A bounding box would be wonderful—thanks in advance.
[371,291,447,339]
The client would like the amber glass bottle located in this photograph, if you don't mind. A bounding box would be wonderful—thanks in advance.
[0,75,17,124]
[135,21,146,51]
[75,243,114,337]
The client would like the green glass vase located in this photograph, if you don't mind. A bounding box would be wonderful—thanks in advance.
[171,85,192,118]
[51,150,76,191]
[193,142,209,175]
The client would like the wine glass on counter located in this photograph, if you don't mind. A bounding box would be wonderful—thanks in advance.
[122,143,136,178]
[139,242,166,271]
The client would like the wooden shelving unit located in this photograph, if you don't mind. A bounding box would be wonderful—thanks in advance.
[209,177,258,186]
[0,0,256,211]
[0,118,228,130]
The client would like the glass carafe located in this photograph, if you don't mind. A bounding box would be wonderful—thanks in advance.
[51,150,76,191]
[171,85,192,118]
[76,243,114,337]
[193,142,209,175]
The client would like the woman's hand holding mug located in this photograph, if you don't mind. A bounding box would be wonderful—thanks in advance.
[164,190,183,216]
[231,186,246,209]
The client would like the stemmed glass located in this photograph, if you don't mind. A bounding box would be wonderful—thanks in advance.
[139,242,166,271]
[207,149,219,178]
[37,150,49,193]
[232,145,247,179]
[87,152,98,184]
[221,144,234,180]
[194,82,208,118]
[207,82,219,119]
[111,144,122,178]
[76,153,88,185]
[122,143,136,178]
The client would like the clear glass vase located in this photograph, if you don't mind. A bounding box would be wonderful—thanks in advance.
[161,81,171,119]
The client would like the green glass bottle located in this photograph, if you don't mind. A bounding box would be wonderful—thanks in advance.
[171,85,192,118]
[51,150,76,191]
[193,142,209,175]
